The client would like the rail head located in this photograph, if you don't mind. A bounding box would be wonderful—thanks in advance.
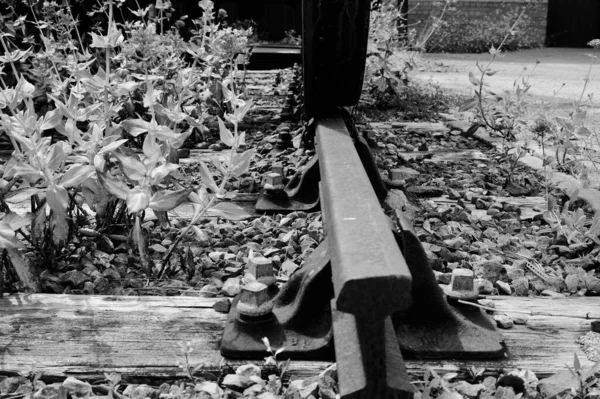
[315,114,412,318]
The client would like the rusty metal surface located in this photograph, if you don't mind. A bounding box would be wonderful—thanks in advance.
[255,155,321,213]
[220,240,333,359]
[392,221,505,359]
[317,114,414,398]
[315,114,412,317]
[333,305,414,399]
[302,0,371,118]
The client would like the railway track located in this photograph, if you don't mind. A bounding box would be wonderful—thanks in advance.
[220,1,505,398]
[2,1,597,397]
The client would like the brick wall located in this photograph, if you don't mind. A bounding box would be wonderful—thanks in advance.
[407,0,549,49]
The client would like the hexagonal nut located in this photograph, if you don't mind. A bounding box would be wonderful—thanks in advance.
[445,268,478,300]
[263,173,285,191]
[236,281,273,317]
[247,257,276,287]
[389,169,405,181]
[278,131,292,141]
[271,165,284,176]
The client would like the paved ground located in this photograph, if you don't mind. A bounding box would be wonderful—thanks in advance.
[415,48,600,123]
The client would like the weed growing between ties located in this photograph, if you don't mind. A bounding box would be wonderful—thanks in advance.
[363,0,455,110]
[0,0,256,287]
[453,3,600,268]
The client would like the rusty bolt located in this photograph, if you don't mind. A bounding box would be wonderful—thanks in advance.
[278,130,292,141]
[264,172,285,192]
[389,169,405,181]
[445,268,478,301]
[272,165,284,176]
[236,281,273,317]
[247,257,276,287]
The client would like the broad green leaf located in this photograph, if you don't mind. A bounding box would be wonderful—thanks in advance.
[150,163,179,184]
[588,213,600,236]
[234,99,253,122]
[31,203,47,246]
[56,118,83,143]
[45,144,66,174]
[97,139,128,156]
[0,221,23,249]
[116,81,139,93]
[574,352,581,371]
[2,212,32,231]
[170,130,192,149]
[143,79,158,109]
[199,161,219,193]
[97,172,130,200]
[192,226,209,241]
[49,211,68,247]
[5,188,44,204]
[574,126,592,139]
[114,152,147,182]
[149,188,192,212]
[60,164,96,188]
[237,131,246,147]
[210,158,227,176]
[376,76,386,91]
[468,71,480,86]
[39,109,63,131]
[207,202,251,221]
[543,156,555,166]
[574,209,587,230]
[94,154,106,171]
[188,187,209,208]
[458,98,477,112]
[126,188,150,214]
[548,195,556,211]
[569,189,580,205]
[5,162,43,184]
[573,109,587,125]
[89,26,123,49]
[122,119,151,137]
[217,117,234,147]
[230,148,255,177]
[130,214,153,276]
[555,117,574,132]
[142,134,160,158]
[47,184,69,216]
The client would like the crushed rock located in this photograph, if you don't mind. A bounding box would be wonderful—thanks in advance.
[576,331,600,362]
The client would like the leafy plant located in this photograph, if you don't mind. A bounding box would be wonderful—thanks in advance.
[364,0,451,108]
[161,75,254,267]
[544,190,600,249]
[261,336,290,395]
[281,29,301,46]
[565,352,600,399]
[414,368,460,399]
[176,340,203,382]
[534,41,600,183]
[459,1,538,142]
[503,142,527,187]
[0,0,254,287]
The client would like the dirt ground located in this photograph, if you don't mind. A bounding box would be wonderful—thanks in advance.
[415,47,600,124]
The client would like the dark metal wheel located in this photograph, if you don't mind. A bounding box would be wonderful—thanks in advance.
[302,0,371,119]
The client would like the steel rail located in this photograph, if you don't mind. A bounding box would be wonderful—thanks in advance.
[316,114,414,398]
[316,115,412,317]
